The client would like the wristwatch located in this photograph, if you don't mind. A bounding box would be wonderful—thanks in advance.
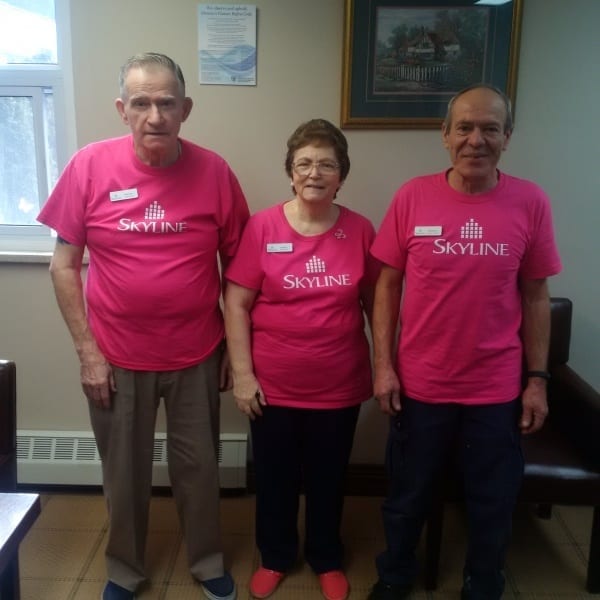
[526,370,551,381]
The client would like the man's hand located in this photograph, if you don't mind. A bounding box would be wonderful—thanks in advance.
[80,349,115,409]
[519,379,548,434]
[374,364,402,415]
[49,239,115,408]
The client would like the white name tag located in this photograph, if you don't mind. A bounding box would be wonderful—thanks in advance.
[266,243,293,253]
[414,226,442,236]
[109,188,138,202]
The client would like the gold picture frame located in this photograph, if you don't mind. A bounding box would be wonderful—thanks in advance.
[341,0,523,129]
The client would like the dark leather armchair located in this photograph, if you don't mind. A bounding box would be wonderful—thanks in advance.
[424,298,600,593]
[0,360,17,492]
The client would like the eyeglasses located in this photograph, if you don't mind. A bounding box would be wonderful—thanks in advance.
[292,160,340,176]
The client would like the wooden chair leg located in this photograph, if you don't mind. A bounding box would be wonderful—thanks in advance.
[425,500,444,590]
[587,505,600,593]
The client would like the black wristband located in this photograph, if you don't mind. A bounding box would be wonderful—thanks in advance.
[526,370,551,381]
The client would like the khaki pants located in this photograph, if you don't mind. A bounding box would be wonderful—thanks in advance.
[88,350,224,591]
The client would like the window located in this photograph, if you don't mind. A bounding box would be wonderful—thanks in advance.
[0,0,74,250]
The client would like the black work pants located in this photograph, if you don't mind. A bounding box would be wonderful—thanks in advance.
[251,404,360,574]
[376,397,523,600]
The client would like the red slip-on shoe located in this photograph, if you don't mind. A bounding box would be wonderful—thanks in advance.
[249,567,285,598]
[319,570,349,600]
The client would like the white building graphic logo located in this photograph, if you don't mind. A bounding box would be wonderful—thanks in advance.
[432,217,509,257]
[306,255,326,273]
[282,255,352,289]
[461,218,483,240]
[144,201,165,220]
[117,202,188,234]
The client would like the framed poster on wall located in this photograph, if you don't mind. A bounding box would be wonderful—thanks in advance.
[341,0,523,129]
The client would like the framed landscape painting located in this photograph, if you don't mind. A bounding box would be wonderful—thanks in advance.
[341,0,523,129]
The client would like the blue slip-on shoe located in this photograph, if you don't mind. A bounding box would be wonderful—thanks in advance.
[102,580,135,600]
[201,571,237,600]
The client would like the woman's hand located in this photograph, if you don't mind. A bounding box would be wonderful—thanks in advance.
[233,372,266,420]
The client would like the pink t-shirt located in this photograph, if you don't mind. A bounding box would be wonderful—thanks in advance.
[38,135,249,370]
[371,171,562,405]
[225,203,379,409]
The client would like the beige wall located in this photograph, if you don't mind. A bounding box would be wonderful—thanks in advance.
[1,0,598,464]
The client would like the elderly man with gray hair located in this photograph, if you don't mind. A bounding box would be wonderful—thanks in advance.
[38,52,249,600]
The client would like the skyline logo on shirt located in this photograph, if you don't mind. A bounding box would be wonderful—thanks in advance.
[282,255,352,289]
[432,218,509,257]
[117,201,188,233]
[306,255,326,273]
[144,201,165,220]
[461,218,483,239]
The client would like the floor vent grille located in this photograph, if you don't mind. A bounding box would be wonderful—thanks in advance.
[16,430,247,489]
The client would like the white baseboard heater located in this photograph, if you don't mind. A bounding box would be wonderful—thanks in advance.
[16,430,248,489]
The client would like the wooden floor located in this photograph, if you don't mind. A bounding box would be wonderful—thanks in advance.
[18,493,595,599]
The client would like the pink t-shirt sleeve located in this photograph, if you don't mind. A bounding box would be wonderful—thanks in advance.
[370,186,409,271]
[362,222,381,285]
[38,152,88,246]
[519,185,562,279]
[225,216,264,290]
[217,167,250,260]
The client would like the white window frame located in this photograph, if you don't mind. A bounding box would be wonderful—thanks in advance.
[0,0,76,255]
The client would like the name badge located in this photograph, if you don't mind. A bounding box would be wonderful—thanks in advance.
[414,226,442,236]
[266,243,293,253]
[110,188,138,202]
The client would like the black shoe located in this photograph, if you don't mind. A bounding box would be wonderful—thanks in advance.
[461,573,503,600]
[460,575,471,600]
[367,580,412,600]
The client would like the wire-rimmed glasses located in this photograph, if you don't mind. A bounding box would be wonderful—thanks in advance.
[292,159,340,176]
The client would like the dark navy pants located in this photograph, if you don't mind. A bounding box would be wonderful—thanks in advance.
[251,404,360,574]
[376,397,523,599]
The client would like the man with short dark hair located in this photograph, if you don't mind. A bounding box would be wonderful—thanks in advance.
[368,84,562,600]
[38,52,249,600]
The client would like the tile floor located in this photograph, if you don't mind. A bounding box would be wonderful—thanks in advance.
[18,492,595,599]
